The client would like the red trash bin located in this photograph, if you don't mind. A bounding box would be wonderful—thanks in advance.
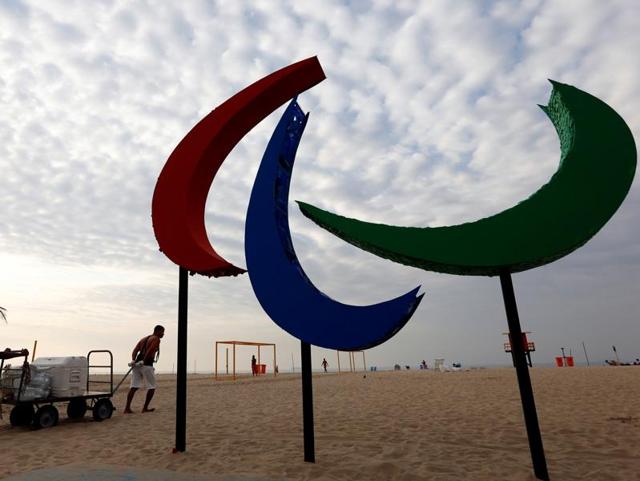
[566,356,574,367]
[258,364,266,374]
[555,357,564,367]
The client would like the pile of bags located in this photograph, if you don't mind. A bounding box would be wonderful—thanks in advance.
[22,365,52,400]
[0,363,52,401]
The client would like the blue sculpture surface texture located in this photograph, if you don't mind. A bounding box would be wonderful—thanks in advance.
[245,100,423,350]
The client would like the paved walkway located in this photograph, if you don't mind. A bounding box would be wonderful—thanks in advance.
[3,465,284,481]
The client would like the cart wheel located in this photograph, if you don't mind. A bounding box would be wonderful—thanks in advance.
[93,399,113,421]
[9,404,34,427]
[67,398,87,419]
[33,405,59,429]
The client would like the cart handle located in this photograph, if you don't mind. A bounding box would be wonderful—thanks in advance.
[0,348,29,361]
[112,366,135,395]
[87,350,113,394]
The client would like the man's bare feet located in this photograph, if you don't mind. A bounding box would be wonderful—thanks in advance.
[141,408,155,413]
[123,408,134,414]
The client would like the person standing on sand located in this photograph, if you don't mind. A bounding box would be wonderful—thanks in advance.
[321,358,328,372]
[251,354,257,376]
[124,325,164,414]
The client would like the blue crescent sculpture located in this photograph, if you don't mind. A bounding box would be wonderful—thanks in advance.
[244,100,424,351]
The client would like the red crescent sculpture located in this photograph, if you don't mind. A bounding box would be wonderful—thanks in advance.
[152,57,326,276]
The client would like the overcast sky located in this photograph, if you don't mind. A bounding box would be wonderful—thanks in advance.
[1,0,639,374]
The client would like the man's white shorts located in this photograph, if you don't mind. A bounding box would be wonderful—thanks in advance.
[131,365,156,389]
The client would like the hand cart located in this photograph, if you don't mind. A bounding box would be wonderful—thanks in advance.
[1,349,131,429]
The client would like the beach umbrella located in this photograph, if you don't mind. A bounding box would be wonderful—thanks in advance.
[612,345,621,364]
[582,342,590,367]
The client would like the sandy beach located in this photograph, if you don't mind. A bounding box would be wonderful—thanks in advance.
[1,366,639,480]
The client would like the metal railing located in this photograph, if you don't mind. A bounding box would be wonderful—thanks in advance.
[87,350,113,394]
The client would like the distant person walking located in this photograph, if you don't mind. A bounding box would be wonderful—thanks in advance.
[321,358,328,373]
[124,325,164,414]
[251,354,257,376]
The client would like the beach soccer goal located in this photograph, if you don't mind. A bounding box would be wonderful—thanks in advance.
[433,358,445,372]
[214,340,277,380]
[336,350,366,373]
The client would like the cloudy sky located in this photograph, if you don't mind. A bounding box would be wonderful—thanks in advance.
[1,0,639,374]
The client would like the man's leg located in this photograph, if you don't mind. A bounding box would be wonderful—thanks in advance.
[142,389,155,412]
[125,366,143,413]
[141,366,156,412]
[124,387,138,413]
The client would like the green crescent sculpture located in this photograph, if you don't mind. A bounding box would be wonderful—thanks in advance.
[297,81,636,276]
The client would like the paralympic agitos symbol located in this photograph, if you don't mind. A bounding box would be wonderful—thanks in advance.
[152,56,636,351]
[153,56,635,475]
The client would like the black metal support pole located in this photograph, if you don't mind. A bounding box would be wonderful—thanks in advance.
[300,340,315,463]
[499,271,549,481]
[175,266,189,452]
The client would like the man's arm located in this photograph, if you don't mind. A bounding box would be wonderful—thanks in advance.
[131,340,142,361]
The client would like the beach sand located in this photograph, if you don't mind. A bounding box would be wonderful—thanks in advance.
[1,366,639,480]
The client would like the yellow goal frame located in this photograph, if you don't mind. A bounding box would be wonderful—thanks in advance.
[215,340,277,380]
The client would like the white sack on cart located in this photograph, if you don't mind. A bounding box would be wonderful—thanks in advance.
[19,366,52,400]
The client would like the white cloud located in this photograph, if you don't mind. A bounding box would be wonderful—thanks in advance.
[1,0,639,371]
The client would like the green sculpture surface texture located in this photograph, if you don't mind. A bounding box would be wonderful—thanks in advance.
[298,81,637,276]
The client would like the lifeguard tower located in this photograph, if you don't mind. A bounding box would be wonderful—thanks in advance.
[503,331,536,367]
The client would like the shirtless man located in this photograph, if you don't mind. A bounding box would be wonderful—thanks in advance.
[124,325,164,413]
